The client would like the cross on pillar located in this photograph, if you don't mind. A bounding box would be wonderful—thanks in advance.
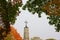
[25,21,28,27]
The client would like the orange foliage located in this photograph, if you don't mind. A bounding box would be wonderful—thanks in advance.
[10,25,22,40]
[42,0,60,16]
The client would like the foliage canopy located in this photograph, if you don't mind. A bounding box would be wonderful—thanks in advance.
[22,0,60,32]
[0,0,22,40]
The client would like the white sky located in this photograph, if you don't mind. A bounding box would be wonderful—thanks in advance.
[14,0,60,40]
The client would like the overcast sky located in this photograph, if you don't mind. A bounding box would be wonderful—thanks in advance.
[14,0,60,40]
